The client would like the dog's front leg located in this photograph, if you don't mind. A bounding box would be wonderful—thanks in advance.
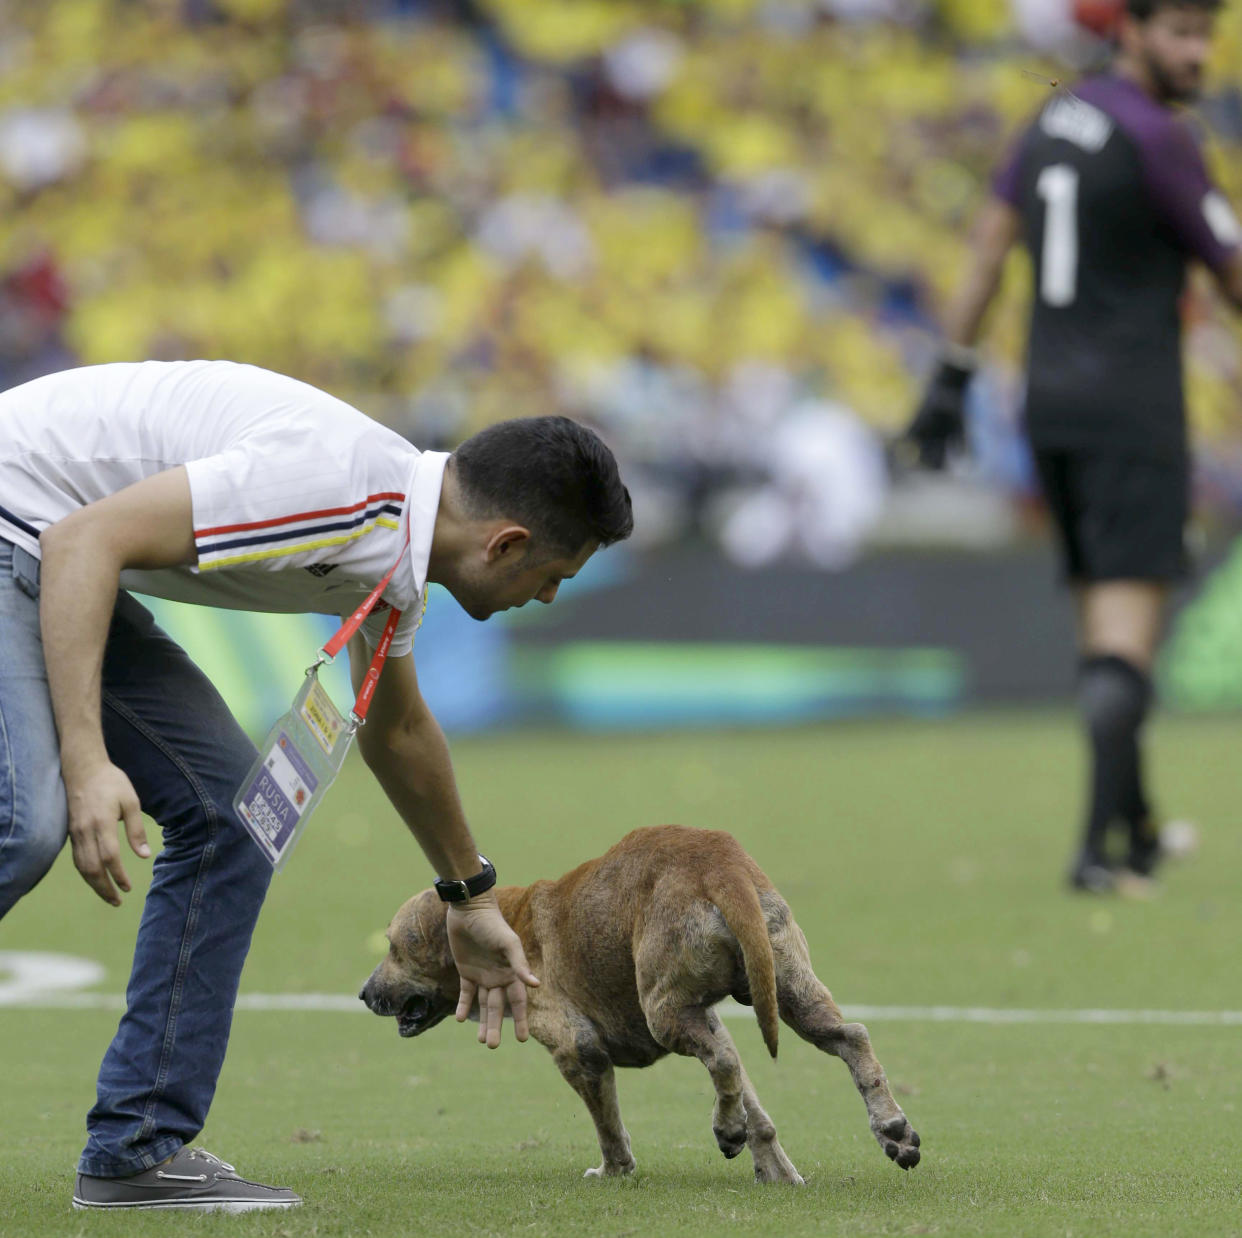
[552,1048,637,1179]
[535,1004,635,1179]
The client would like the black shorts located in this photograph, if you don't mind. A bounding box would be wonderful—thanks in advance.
[1031,449,1189,583]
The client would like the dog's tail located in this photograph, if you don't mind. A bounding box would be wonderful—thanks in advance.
[712,871,779,1058]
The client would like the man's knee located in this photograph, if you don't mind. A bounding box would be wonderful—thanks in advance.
[1078,655,1151,737]
[0,803,68,914]
[1077,581,1166,669]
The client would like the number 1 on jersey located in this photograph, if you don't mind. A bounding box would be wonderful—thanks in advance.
[1037,164,1079,308]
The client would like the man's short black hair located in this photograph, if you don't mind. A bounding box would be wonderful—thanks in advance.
[1126,0,1223,17]
[452,416,633,556]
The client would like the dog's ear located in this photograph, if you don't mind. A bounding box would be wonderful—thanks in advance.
[412,889,456,971]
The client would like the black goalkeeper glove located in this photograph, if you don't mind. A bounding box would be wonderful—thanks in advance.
[903,355,974,470]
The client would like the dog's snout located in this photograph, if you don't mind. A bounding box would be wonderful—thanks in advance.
[359,974,383,1011]
[359,969,406,1019]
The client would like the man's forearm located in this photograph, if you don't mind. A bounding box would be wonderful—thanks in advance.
[942,261,1005,352]
[39,520,125,778]
[942,197,1022,350]
[38,468,198,779]
[359,712,484,880]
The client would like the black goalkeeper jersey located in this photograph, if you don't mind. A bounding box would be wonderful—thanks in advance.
[993,74,1240,460]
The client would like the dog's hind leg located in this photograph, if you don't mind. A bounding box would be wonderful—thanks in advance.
[771,916,921,1171]
[642,999,803,1185]
[734,1050,804,1184]
[645,1001,746,1158]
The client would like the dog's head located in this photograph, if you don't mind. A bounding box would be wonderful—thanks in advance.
[358,889,458,1038]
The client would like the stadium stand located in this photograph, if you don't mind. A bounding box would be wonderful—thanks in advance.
[0,0,1239,560]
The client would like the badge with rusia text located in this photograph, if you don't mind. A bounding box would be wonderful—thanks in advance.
[234,669,352,870]
[233,535,413,870]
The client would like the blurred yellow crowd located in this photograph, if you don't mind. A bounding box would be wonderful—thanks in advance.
[0,0,1239,461]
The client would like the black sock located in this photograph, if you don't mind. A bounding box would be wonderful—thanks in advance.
[1077,655,1152,865]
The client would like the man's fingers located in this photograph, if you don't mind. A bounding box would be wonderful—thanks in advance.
[475,986,488,1044]
[446,907,542,1047]
[69,828,120,906]
[122,798,150,859]
[505,938,540,988]
[91,808,136,895]
[90,875,121,906]
[485,986,505,1049]
[507,978,530,1042]
[103,849,133,896]
[456,977,477,1023]
[61,766,147,906]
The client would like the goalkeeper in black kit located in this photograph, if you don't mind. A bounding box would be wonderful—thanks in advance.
[905,0,1242,892]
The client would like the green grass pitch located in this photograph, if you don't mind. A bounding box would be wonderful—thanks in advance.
[3,712,1241,1237]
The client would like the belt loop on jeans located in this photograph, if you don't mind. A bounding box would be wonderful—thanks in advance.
[11,544,41,599]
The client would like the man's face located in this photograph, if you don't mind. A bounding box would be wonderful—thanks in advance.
[1129,6,1217,102]
[448,537,598,622]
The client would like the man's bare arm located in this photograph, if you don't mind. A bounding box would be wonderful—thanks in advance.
[348,637,539,1047]
[38,466,198,904]
[903,197,1022,468]
[349,641,481,881]
[942,197,1023,350]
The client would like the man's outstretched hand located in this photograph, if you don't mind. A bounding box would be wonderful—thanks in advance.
[447,893,540,1048]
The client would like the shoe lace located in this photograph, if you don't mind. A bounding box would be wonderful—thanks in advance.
[186,1148,236,1173]
[154,1147,237,1181]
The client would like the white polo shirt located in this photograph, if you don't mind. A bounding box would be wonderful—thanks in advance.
[0,360,447,655]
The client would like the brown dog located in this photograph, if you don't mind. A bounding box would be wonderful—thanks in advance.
[359,825,921,1183]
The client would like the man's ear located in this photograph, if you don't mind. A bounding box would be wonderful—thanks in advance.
[483,524,531,563]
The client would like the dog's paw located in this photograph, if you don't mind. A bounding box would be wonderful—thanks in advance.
[713,1123,748,1160]
[875,1115,921,1170]
[583,1158,636,1179]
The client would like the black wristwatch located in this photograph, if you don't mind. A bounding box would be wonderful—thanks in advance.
[434,855,497,903]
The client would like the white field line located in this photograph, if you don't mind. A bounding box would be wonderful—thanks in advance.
[2,992,1241,1026]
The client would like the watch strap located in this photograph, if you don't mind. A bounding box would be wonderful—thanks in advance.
[434,855,497,903]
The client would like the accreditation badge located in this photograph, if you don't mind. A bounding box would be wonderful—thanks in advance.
[233,668,356,870]
[233,538,411,871]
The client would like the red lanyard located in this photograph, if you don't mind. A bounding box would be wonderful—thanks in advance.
[318,530,409,726]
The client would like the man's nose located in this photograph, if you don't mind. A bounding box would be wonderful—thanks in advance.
[537,583,559,605]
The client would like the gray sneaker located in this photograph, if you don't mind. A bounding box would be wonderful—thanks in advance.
[72,1147,302,1212]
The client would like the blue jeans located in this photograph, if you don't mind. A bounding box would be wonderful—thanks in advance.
[0,539,273,1176]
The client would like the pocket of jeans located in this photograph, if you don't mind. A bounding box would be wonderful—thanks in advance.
[12,547,41,600]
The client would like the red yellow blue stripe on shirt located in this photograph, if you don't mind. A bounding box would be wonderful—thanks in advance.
[195,492,405,570]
